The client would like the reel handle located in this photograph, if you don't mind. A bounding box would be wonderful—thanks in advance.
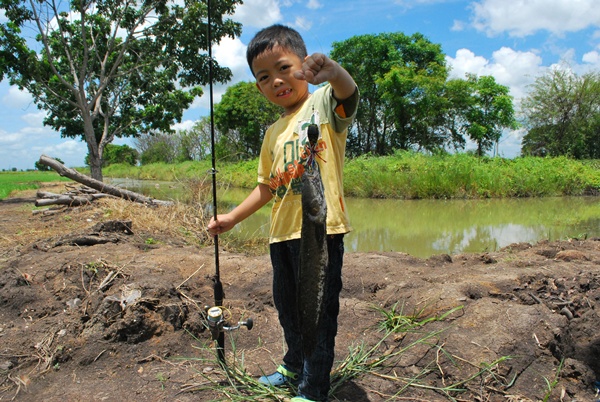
[204,305,253,332]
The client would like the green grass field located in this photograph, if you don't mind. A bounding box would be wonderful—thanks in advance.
[0,171,71,200]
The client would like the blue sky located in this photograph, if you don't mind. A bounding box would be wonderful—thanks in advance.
[2,0,600,170]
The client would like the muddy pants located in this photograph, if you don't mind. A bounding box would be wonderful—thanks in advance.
[269,234,345,402]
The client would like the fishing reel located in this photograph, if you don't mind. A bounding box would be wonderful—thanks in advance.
[204,305,253,341]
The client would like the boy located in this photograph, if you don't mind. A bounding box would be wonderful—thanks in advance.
[207,24,358,402]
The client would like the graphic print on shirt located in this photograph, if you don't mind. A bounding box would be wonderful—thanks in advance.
[268,111,327,199]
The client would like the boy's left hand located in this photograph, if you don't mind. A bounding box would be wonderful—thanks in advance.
[294,53,339,85]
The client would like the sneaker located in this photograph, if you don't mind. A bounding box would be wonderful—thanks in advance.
[258,365,300,386]
[290,397,317,402]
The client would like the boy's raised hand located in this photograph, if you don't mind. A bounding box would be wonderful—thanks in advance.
[294,52,357,101]
[294,53,337,85]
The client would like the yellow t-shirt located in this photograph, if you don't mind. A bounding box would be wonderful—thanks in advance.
[258,84,358,244]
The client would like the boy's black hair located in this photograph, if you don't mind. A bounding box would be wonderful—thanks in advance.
[246,24,308,76]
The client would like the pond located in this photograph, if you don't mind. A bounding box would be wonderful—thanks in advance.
[108,178,600,258]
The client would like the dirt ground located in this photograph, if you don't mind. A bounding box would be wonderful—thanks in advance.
[1,188,600,402]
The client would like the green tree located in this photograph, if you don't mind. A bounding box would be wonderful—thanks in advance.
[177,118,212,162]
[379,55,453,153]
[462,74,518,156]
[84,144,137,166]
[136,132,180,165]
[214,81,282,160]
[331,32,449,156]
[0,0,241,181]
[438,78,472,151]
[521,68,600,158]
[133,119,212,164]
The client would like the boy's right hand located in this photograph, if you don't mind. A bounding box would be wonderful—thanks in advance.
[207,214,235,236]
[295,52,357,102]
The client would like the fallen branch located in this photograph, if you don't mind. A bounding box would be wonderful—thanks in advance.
[37,154,174,206]
[35,194,97,207]
[32,207,64,216]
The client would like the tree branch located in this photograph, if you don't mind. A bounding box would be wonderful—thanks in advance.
[38,155,173,206]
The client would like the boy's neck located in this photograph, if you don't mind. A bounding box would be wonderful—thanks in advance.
[282,92,311,117]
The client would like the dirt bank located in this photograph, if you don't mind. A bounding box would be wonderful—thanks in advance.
[1,193,599,401]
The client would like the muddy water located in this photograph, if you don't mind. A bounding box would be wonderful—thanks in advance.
[108,179,600,258]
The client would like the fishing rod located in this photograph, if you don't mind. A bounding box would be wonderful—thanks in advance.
[205,0,252,365]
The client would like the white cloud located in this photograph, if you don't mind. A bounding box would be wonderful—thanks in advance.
[446,47,544,99]
[0,131,26,145]
[36,139,88,167]
[214,36,250,81]
[470,0,600,37]
[172,120,197,132]
[447,49,488,77]
[306,0,322,10]
[188,36,252,114]
[233,0,282,28]
[583,50,600,65]
[21,110,47,127]
[0,124,87,170]
[2,86,34,109]
[451,20,465,32]
[293,16,312,31]
[446,47,547,158]
[496,127,527,158]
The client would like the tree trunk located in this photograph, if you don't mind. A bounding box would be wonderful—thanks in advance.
[38,155,173,206]
[88,154,103,182]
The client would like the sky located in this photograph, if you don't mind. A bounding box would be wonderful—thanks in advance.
[2,0,600,170]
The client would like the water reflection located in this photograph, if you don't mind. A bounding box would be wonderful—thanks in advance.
[108,179,600,258]
[345,197,600,257]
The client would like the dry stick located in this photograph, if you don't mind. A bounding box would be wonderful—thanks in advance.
[369,388,431,402]
[178,380,215,393]
[34,331,58,374]
[176,264,206,311]
[7,373,26,401]
[177,264,205,289]
[435,342,447,387]
[533,333,542,348]
[97,259,133,291]
[80,264,91,296]
[451,353,484,368]
[98,271,116,291]
[0,353,31,358]
[178,291,203,311]
[485,384,508,395]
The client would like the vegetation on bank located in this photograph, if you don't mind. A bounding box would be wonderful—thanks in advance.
[101,153,600,199]
[0,171,72,200]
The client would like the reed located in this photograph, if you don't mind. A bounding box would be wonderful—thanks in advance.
[102,154,600,200]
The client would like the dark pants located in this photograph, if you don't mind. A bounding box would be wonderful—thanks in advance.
[270,234,344,402]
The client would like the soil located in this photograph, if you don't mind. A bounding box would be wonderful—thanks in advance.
[1,190,600,402]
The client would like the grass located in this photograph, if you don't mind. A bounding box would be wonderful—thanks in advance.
[344,152,600,199]
[175,303,529,402]
[542,358,564,402]
[0,171,71,200]
[103,153,600,200]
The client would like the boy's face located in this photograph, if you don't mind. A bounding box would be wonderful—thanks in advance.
[252,45,309,115]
